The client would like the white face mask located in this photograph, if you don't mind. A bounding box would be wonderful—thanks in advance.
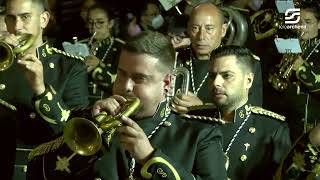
[151,14,164,29]
[249,0,264,11]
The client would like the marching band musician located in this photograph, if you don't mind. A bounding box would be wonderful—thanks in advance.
[26,31,228,180]
[83,3,124,105]
[171,3,263,114]
[187,46,291,180]
[0,0,89,179]
[269,1,320,141]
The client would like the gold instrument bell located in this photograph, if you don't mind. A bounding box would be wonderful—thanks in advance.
[0,33,36,71]
[63,96,140,156]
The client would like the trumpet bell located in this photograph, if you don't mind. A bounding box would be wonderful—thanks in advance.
[0,41,14,71]
[0,33,35,71]
[63,117,102,156]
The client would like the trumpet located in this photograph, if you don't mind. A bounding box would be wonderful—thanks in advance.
[268,54,297,92]
[0,33,36,71]
[63,96,140,156]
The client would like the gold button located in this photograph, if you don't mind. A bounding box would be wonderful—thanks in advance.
[240,155,247,161]
[239,110,244,118]
[0,84,5,90]
[29,112,36,119]
[163,121,171,127]
[23,165,28,172]
[42,49,46,57]
[43,104,51,112]
[49,62,54,69]
[249,127,256,134]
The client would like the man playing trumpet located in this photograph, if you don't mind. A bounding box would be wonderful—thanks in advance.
[27,31,227,180]
[0,0,89,179]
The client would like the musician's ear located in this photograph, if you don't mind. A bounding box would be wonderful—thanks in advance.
[40,11,50,29]
[108,19,114,30]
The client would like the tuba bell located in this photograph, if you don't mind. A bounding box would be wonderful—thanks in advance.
[0,33,36,71]
[63,96,140,156]
[221,6,249,46]
[173,66,190,95]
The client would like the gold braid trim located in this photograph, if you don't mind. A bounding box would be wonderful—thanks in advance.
[250,106,286,121]
[0,98,16,111]
[28,136,64,161]
[46,45,84,61]
[115,38,125,44]
[141,157,181,180]
[181,114,226,124]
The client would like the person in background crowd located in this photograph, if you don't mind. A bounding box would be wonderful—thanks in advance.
[84,3,124,105]
[264,1,320,141]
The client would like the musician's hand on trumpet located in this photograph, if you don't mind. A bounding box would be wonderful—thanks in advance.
[92,95,127,116]
[17,53,45,95]
[117,115,154,164]
[92,95,153,163]
[170,91,203,114]
[2,33,45,95]
[1,33,19,47]
[292,55,304,71]
[84,55,100,72]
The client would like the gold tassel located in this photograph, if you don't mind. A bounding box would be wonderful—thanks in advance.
[28,136,65,161]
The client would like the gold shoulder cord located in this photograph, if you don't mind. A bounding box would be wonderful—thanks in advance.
[46,45,85,61]
[251,106,286,121]
[0,98,16,111]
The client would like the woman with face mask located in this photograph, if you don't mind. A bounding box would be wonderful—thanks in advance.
[139,1,166,32]
[84,3,124,105]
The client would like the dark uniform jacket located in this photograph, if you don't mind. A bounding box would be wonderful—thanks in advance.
[27,100,228,180]
[188,102,292,180]
[95,100,227,180]
[87,37,124,104]
[0,43,89,177]
[176,47,263,106]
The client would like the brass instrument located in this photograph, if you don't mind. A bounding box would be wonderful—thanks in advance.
[63,96,140,156]
[268,54,297,92]
[250,9,282,40]
[0,33,36,71]
[268,34,310,92]
[173,66,190,95]
[221,6,248,46]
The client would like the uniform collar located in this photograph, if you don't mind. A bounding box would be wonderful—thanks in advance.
[36,42,49,60]
[233,102,252,123]
[137,98,171,135]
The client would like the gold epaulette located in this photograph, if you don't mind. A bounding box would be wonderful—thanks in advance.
[114,37,125,44]
[182,104,226,124]
[250,106,286,121]
[28,136,64,161]
[46,45,84,61]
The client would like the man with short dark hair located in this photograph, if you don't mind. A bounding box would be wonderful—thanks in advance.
[92,31,227,180]
[1,0,89,179]
[27,31,228,180]
[188,46,291,179]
